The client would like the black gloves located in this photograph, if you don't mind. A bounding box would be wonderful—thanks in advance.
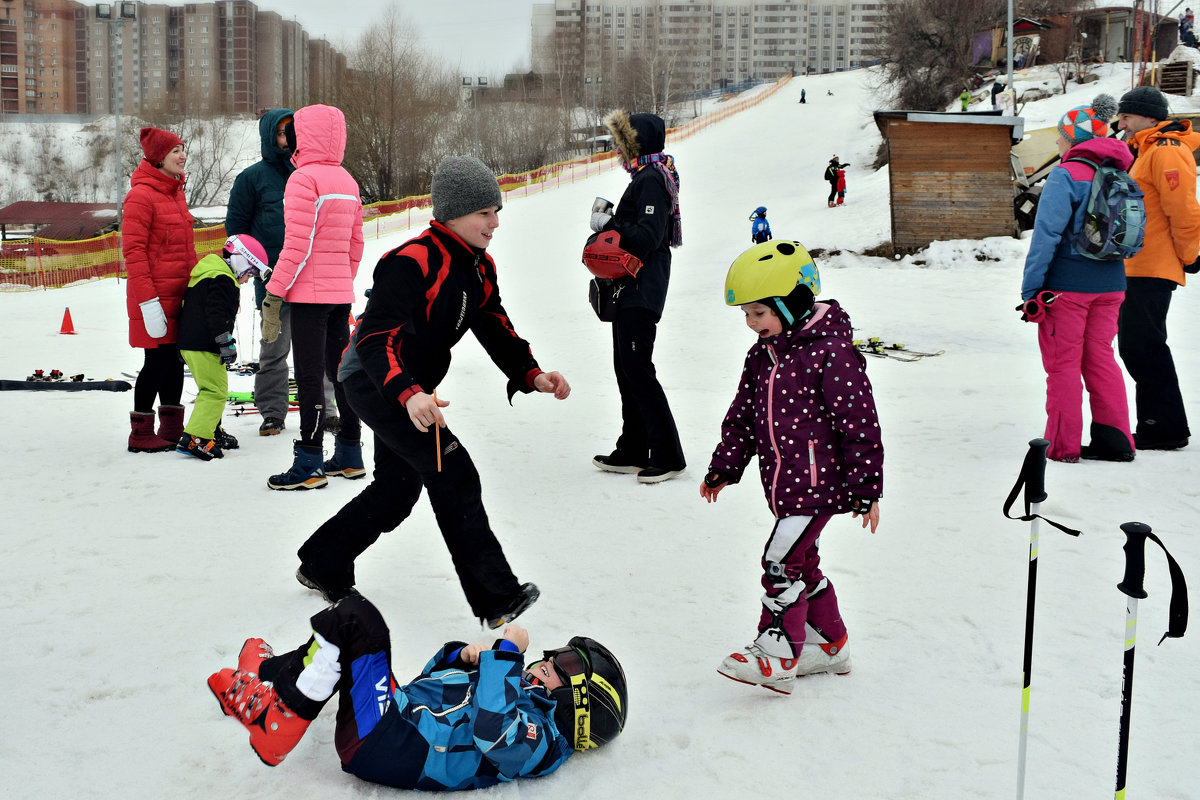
[215,332,237,365]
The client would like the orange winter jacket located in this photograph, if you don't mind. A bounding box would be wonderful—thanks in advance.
[1124,119,1200,285]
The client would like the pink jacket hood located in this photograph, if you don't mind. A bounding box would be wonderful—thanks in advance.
[292,104,347,168]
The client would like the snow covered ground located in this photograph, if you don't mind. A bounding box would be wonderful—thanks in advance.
[2,64,1199,799]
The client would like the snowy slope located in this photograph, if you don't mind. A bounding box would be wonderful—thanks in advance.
[1,64,1199,799]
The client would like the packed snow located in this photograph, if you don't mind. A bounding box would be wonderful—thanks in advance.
[2,63,1198,799]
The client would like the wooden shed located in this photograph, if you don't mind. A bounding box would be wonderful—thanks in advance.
[873,111,1024,250]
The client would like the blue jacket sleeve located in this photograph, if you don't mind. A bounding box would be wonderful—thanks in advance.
[224,171,254,237]
[469,649,566,779]
[1021,167,1077,300]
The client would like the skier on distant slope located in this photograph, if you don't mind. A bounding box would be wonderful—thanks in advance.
[749,206,772,243]
[700,239,883,695]
[824,155,849,208]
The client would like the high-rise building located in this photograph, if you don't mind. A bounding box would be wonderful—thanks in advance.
[2,0,345,117]
[532,0,883,90]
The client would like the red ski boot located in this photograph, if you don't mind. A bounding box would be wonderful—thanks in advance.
[207,668,310,766]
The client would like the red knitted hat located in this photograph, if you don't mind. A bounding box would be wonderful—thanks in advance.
[140,127,183,165]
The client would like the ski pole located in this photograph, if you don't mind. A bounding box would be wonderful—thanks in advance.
[1015,438,1047,800]
[1114,522,1149,800]
[433,390,442,473]
[1002,438,1080,800]
[1113,521,1189,800]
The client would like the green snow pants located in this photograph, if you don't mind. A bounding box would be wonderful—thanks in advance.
[180,350,228,439]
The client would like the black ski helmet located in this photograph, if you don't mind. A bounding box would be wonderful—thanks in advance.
[538,636,628,751]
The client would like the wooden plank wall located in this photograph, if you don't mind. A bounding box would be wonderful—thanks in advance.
[887,120,1015,248]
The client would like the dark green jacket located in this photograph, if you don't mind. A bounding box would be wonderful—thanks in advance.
[225,107,294,307]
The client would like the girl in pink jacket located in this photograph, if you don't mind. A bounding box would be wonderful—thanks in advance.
[261,104,365,490]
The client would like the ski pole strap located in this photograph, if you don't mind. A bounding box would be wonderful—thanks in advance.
[1118,521,1189,645]
[1002,438,1081,536]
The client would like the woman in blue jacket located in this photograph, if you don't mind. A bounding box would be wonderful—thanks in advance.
[208,594,628,790]
[1019,94,1135,463]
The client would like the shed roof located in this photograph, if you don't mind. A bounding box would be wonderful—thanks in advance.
[873,110,1025,144]
[0,201,118,241]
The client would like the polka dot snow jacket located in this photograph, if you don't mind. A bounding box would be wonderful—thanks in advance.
[707,300,883,517]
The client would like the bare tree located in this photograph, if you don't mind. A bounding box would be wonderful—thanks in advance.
[872,0,1006,110]
[338,7,459,203]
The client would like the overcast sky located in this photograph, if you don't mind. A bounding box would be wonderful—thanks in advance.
[250,0,537,76]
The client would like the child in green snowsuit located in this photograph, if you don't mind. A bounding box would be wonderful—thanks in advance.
[175,235,268,460]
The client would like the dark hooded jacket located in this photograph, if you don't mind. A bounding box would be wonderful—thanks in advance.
[225,107,294,306]
[603,112,675,316]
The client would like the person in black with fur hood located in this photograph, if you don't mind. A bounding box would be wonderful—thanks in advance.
[294,155,568,628]
[589,110,686,484]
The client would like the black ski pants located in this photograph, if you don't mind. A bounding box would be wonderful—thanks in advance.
[297,369,521,618]
[611,307,685,470]
[289,302,361,447]
[1118,276,1190,442]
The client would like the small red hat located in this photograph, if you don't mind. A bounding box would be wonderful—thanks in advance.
[139,127,183,165]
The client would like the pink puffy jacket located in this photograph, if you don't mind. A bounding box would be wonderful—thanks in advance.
[265,104,364,303]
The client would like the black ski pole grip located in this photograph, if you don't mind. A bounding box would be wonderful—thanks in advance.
[1118,521,1151,599]
[1024,438,1049,505]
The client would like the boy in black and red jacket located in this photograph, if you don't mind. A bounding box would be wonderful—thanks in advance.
[294,156,570,628]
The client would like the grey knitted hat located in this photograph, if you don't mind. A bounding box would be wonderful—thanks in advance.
[1118,86,1169,121]
[431,156,502,222]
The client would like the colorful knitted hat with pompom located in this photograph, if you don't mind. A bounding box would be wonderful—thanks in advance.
[1057,94,1118,145]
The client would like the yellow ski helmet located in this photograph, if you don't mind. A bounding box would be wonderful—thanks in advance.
[724,240,821,328]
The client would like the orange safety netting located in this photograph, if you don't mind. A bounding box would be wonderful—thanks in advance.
[2,75,787,293]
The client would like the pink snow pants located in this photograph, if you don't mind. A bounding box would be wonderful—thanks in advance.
[754,514,847,658]
[1037,290,1133,461]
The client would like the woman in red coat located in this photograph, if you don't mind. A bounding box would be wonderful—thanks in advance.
[123,127,197,453]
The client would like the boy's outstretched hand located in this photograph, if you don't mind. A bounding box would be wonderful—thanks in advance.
[533,371,571,399]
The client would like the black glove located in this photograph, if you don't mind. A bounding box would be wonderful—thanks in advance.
[215,332,237,365]
[849,496,875,515]
[704,469,732,489]
[1186,256,1200,275]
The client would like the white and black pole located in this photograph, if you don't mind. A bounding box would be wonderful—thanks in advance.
[1015,438,1047,800]
[1002,437,1080,800]
[1114,521,1150,800]
[1113,521,1188,800]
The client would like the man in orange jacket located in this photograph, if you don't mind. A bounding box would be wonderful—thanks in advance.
[1116,86,1200,450]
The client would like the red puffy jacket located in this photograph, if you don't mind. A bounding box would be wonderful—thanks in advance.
[122,159,196,348]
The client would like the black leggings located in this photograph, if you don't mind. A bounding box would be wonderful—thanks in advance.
[133,345,184,412]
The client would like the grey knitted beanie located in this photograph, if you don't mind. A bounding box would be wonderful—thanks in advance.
[1118,86,1169,121]
[431,156,502,222]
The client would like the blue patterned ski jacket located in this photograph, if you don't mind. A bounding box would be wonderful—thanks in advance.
[344,642,573,790]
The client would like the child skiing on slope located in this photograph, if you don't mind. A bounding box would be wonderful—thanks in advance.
[749,206,772,243]
[700,239,883,694]
[176,235,269,460]
[836,167,847,206]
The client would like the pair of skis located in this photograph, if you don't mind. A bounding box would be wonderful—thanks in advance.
[853,337,945,362]
[0,368,132,392]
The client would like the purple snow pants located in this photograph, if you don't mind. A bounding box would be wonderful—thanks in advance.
[754,514,847,658]
[1037,290,1133,461]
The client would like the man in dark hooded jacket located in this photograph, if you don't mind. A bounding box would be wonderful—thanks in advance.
[589,110,686,483]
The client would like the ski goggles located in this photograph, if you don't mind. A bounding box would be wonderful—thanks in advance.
[523,645,589,687]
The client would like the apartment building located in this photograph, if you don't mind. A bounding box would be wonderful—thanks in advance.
[0,0,344,118]
[532,0,883,90]
[0,0,80,114]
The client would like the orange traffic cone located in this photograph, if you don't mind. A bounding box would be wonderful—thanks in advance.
[59,307,77,335]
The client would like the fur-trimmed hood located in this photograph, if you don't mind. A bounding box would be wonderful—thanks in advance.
[605,109,665,161]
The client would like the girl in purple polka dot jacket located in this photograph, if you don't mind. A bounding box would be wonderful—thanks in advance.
[700,240,884,694]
